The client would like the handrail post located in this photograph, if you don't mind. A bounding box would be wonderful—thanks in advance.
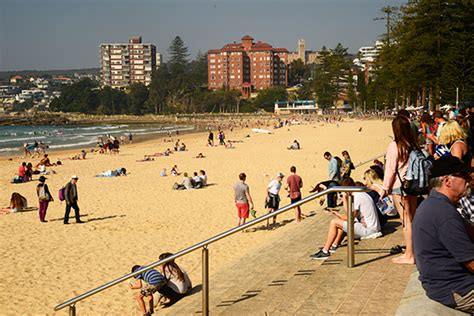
[53,186,372,313]
[202,246,209,316]
[347,193,355,268]
[69,304,76,316]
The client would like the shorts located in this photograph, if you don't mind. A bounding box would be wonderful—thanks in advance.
[236,203,249,218]
[140,282,163,297]
[342,221,377,239]
[290,195,302,204]
[391,187,402,195]
[266,194,280,210]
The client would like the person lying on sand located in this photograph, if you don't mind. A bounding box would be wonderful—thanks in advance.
[68,150,87,160]
[96,167,127,177]
[137,156,155,162]
[194,153,205,158]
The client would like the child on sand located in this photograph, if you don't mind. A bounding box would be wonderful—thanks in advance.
[129,265,166,316]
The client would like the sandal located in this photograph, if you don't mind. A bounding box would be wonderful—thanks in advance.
[390,245,403,255]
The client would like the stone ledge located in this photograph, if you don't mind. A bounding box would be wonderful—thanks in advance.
[396,270,468,315]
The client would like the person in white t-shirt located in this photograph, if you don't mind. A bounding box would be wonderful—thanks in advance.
[310,177,381,260]
[265,172,284,228]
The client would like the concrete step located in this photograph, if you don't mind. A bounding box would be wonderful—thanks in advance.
[162,209,413,315]
[162,209,324,314]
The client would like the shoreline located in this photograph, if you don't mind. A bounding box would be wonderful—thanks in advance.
[0,112,277,126]
[0,124,201,159]
[0,113,292,159]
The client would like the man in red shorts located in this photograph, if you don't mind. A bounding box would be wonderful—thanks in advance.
[285,165,303,222]
[233,173,254,227]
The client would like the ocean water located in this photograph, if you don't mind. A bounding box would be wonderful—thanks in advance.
[0,124,196,155]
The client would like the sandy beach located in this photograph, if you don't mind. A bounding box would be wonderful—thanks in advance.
[0,118,392,315]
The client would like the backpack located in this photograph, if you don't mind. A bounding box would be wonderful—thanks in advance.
[38,185,49,201]
[58,186,66,201]
[398,149,433,196]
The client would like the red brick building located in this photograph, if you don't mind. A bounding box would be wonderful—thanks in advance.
[208,35,288,98]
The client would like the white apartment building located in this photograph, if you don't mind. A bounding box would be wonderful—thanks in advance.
[353,40,384,69]
[100,36,160,88]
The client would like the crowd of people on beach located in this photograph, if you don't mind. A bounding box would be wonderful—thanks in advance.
[3,108,474,313]
[226,107,474,313]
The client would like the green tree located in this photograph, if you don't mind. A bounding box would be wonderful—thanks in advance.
[313,46,335,108]
[127,83,149,115]
[288,59,311,85]
[146,64,170,114]
[49,78,99,113]
[189,51,208,88]
[253,87,287,112]
[372,0,474,109]
[98,86,128,115]
[168,36,190,78]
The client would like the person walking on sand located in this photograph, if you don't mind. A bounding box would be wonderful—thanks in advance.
[64,175,84,224]
[208,131,214,147]
[36,175,53,223]
[233,173,254,227]
[285,166,303,222]
[265,172,284,228]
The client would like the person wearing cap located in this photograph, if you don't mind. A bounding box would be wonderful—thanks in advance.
[64,175,83,224]
[265,172,284,228]
[413,156,474,313]
[36,175,53,223]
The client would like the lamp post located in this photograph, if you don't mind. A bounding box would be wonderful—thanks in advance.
[456,87,459,109]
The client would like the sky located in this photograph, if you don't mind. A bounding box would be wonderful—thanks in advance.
[0,0,406,71]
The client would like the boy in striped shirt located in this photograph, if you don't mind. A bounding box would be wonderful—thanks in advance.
[130,265,166,315]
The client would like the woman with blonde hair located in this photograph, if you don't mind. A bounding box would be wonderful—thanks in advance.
[382,115,419,264]
[438,121,471,164]
[364,169,397,217]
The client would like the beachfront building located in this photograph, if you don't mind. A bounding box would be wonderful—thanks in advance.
[99,36,161,89]
[353,40,383,84]
[287,39,320,65]
[274,100,318,114]
[208,35,289,98]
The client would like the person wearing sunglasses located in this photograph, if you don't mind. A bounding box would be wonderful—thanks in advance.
[413,156,474,314]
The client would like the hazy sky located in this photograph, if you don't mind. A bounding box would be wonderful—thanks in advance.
[0,0,406,71]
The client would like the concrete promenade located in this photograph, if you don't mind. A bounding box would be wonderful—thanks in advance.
[163,206,417,315]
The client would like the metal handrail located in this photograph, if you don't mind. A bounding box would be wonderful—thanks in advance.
[354,154,386,169]
[54,186,369,314]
